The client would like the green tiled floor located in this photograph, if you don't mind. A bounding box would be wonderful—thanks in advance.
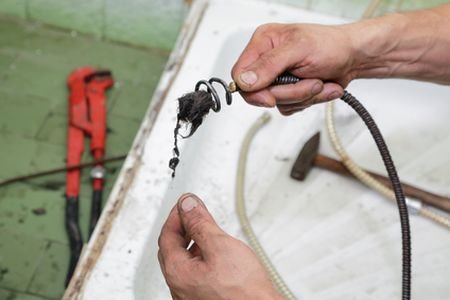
[0,16,169,299]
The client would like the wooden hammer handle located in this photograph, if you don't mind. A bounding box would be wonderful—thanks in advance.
[314,154,450,214]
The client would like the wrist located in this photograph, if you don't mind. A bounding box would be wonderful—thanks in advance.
[343,8,450,83]
[342,12,409,80]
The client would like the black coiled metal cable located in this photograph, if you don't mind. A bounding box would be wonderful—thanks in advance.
[193,74,411,299]
[195,77,232,112]
[340,91,411,300]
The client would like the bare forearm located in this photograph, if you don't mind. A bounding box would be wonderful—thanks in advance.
[346,4,450,84]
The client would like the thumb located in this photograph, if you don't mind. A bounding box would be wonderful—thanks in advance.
[177,193,224,254]
[233,46,297,92]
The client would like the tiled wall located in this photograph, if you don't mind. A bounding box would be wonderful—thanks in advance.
[0,0,448,51]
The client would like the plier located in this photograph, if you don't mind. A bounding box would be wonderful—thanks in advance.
[65,67,113,285]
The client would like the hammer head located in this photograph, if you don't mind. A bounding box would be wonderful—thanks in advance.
[290,132,320,180]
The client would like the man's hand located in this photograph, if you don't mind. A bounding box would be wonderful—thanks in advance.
[232,4,450,116]
[231,23,352,115]
[158,193,282,300]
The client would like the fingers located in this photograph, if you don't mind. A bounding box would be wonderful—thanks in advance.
[188,242,202,258]
[234,46,299,92]
[158,193,226,268]
[240,80,344,114]
[274,81,343,103]
[158,205,192,267]
[240,78,322,107]
[176,193,225,259]
[269,78,323,104]
[232,24,301,92]
[271,82,344,116]
[239,89,276,108]
[232,22,352,114]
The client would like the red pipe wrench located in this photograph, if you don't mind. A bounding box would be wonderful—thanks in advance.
[65,67,113,285]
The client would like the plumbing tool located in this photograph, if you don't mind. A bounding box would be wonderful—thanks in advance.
[172,73,411,299]
[65,67,113,286]
[291,132,450,214]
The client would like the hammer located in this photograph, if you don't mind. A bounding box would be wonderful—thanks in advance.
[291,132,450,214]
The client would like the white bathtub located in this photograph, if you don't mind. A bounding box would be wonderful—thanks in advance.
[64,0,450,299]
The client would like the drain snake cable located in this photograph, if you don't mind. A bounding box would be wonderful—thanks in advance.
[325,102,450,228]
[236,91,412,300]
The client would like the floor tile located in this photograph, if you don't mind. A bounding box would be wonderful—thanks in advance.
[0,230,46,291]
[0,90,51,139]
[28,0,103,37]
[0,183,66,243]
[0,14,169,298]
[29,141,66,171]
[0,52,16,74]
[0,1,27,18]
[0,18,33,52]
[27,241,69,299]
[0,287,53,300]
[109,81,156,120]
[0,133,38,180]
[103,114,142,155]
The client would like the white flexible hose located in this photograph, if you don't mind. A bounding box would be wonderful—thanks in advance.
[236,112,297,300]
[325,101,450,228]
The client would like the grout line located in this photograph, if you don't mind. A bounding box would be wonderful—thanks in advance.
[0,285,58,300]
[33,111,54,141]
[101,0,107,41]
[25,240,52,293]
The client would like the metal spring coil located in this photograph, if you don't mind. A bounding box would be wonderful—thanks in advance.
[194,74,303,112]
[195,77,232,112]
[340,91,411,300]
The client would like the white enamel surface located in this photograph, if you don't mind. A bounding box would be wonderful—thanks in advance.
[79,1,450,299]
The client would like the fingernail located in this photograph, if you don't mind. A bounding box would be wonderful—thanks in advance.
[180,196,198,212]
[240,71,258,86]
[327,91,341,100]
[311,82,322,95]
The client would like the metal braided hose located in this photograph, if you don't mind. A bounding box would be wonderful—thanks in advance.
[236,112,297,300]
